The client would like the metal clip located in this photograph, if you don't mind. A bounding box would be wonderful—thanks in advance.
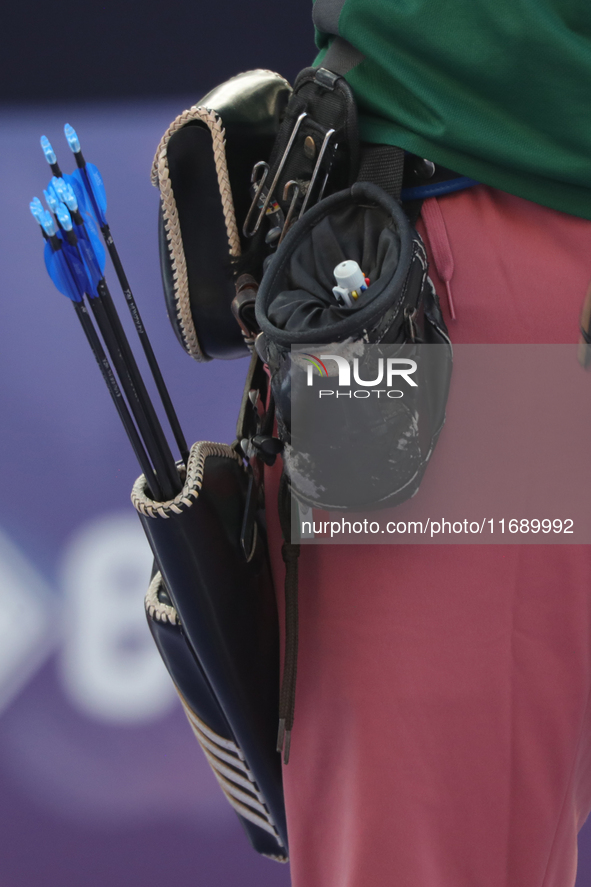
[242,161,269,238]
[244,112,308,239]
[317,144,337,204]
[278,180,301,245]
[298,128,336,219]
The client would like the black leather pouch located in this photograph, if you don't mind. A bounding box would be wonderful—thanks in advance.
[152,70,292,361]
[132,442,287,857]
[255,181,453,510]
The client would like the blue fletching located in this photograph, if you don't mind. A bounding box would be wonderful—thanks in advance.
[85,163,107,218]
[56,202,73,231]
[64,172,92,217]
[61,238,96,296]
[64,123,81,154]
[30,197,45,223]
[80,207,106,272]
[44,186,60,215]
[40,210,56,237]
[60,174,106,271]
[69,164,107,226]
[40,135,57,165]
[44,241,82,302]
[75,231,103,291]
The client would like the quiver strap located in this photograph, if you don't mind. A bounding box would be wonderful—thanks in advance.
[276,472,301,765]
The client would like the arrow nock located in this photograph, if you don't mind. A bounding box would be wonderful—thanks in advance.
[40,135,57,165]
[30,197,45,224]
[43,186,60,215]
[40,210,57,237]
[64,123,81,154]
[62,183,79,213]
[52,176,67,199]
[55,201,73,231]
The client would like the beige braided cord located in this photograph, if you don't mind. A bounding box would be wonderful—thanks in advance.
[144,571,179,626]
[131,440,243,519]
[158,158,203,360]
[153,105,241,256]
[153,107,240,361]
[151,67,284,187]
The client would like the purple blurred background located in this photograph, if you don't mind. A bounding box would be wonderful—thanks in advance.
[1,3,590,885]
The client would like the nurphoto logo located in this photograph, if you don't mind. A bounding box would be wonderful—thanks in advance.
[300,353,418,399]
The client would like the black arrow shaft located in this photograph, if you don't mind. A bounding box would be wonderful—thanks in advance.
[73,300,163,500]
[42,230,162,499]
[93,277,181,494]
[73,149,188,463]
[100,223,189,462]
[58,232,179,501]
[87,291,180,502]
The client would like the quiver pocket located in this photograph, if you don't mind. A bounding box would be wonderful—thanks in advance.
[153,70,292,360]
[132,442,287,855]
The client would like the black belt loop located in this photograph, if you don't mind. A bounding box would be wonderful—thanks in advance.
[357,144,405,201]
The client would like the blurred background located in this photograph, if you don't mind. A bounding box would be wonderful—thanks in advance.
[0,2,312,885]
[1,2,591,885]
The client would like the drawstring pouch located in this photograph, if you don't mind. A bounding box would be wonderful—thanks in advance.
[255,180,453,512]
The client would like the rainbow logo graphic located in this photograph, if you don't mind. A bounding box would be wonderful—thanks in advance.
[300,353,328,376]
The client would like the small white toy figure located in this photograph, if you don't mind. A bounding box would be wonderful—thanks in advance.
[332,260,370,307]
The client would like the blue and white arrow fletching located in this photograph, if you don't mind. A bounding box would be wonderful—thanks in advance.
[44,241,83,302]
[69,164,107,226]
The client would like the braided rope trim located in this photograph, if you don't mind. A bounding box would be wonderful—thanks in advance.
[153,107,240,361]
[151,68,283,188]
[131,440,243,519]
[144,571,179,626]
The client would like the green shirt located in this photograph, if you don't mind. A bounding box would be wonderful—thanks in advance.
[313,0,591,219]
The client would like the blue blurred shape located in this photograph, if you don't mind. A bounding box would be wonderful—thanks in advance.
[40,134,57,165]
[64,122,81,154]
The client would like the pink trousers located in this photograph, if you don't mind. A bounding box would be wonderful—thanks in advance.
[266,186,591,887]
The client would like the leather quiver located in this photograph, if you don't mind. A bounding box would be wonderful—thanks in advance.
[132,441,287,857]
